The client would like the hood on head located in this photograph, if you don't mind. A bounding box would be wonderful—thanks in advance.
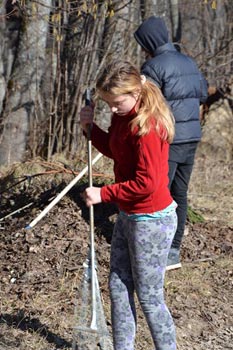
[134,16,169,55]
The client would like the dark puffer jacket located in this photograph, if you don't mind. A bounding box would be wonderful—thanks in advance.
[134,16,208,144]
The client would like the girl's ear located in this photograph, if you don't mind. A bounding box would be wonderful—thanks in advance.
[133,92,139,101]
[133,89,141,101]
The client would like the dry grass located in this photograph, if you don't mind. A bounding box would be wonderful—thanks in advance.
[189,155,233,226]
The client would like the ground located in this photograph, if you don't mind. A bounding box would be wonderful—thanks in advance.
[0,151,232,350]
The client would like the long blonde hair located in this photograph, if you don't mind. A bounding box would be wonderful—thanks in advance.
[96,60,175,143]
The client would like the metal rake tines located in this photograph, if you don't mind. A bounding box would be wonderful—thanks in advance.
[73,257,113,350]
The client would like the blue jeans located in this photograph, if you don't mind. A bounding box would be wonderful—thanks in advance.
[168,142,198,249]
[109,211,177,350]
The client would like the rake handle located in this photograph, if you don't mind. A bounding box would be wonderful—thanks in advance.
[86,89,97,331]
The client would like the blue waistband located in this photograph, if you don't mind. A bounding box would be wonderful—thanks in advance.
[120,201,177,221]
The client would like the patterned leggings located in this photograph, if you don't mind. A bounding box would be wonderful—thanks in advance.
[109,211,177,350]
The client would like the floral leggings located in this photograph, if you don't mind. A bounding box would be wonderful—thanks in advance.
[109,211,177,350]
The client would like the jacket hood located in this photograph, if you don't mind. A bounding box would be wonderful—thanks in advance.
[134,16,169,55]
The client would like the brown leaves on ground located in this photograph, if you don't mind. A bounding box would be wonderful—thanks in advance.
[0,159,232,350]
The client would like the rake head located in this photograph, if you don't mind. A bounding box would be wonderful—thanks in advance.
[72,257,113,350]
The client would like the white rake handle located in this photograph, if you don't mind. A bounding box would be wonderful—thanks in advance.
[25,152,102,229]
[87,126,98,331]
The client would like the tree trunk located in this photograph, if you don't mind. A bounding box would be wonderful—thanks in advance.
[0,0,51,165]
[0,0,232,166]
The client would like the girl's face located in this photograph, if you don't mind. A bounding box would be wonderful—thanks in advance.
[101,92,139,116]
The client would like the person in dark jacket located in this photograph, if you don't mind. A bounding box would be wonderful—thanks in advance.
[134,16,208,270]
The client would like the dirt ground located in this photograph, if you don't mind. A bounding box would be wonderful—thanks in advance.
[0,147,233,350]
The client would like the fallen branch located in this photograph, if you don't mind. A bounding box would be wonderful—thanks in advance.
[0,169,113,195]
[0,202,34,222]
[185,255,222,264]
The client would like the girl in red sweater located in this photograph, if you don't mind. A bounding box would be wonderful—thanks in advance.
[80,60,177,350]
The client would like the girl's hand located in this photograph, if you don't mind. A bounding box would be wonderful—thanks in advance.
[80,105,95,133]
[82,186,102,207]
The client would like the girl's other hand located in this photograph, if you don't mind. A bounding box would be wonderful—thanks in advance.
[81,186,102,207]
[80,105,95,133]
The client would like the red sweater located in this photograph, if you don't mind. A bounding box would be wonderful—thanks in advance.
[91,109,173,214]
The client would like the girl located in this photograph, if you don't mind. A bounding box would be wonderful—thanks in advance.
[80,60,177,350]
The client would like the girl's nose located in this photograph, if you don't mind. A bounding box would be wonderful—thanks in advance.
[111,106,118,113]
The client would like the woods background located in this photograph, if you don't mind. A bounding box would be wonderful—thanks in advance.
[0,0,232,166]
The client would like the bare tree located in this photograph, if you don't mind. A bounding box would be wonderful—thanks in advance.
[0,0,51,164]
[0,0,232,166]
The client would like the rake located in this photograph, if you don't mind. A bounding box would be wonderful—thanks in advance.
[72,90,113,350]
